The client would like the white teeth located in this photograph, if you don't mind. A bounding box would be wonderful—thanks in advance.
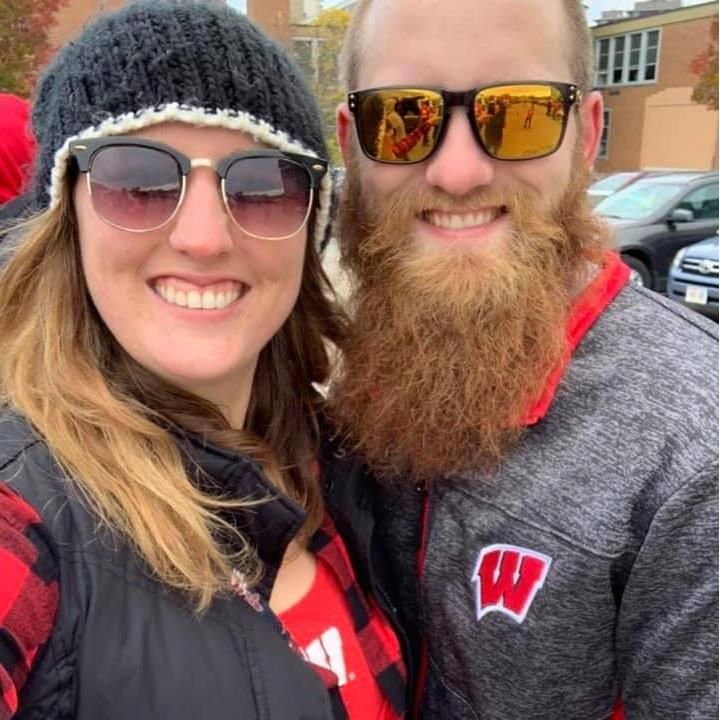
[202,290,215,310]
[426,209,501,229]
[187,290,201,309]
[154,282,243,310]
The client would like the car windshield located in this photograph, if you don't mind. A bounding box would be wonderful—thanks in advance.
[596,182,682,220]
[590,172,637,192]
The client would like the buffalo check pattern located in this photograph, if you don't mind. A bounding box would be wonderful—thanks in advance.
[306,514,407,719]
[0,484,59,720]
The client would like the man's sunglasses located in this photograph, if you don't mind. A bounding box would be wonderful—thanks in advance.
[348,82,582,164]
[68,137,328,240]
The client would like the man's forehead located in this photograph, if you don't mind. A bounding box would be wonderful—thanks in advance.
[357,0,571,88]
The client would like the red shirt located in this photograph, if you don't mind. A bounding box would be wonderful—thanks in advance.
[280,537,402,720]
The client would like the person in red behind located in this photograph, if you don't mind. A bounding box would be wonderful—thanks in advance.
[0,94,35,205]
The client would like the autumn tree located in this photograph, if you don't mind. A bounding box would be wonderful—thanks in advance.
[293,8,351,165]
[689,16,718,111]
[0,0,68,98]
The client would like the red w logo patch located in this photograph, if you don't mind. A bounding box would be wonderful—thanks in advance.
[471,544,552,624]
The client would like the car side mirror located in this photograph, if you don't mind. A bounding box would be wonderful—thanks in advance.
[668,208,695,224]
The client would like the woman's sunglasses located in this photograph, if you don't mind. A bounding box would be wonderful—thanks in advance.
[348,81,582,164]
[68,138,328,240]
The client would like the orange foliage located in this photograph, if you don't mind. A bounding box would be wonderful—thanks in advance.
[0,0,69,98]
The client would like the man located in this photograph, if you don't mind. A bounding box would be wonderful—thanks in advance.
[328,0,719,717]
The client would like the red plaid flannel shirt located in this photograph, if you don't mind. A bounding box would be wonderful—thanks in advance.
[304,514,407,719]
[0,484,59,720]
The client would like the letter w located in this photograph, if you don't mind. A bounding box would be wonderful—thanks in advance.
[471,544,552,624]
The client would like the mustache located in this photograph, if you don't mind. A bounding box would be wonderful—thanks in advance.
[359,179,545,225]
[349,175,551,272]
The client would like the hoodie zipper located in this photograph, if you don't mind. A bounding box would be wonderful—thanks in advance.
[412,480,431,720]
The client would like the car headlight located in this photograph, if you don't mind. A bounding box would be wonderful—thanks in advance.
[671,249,685,270]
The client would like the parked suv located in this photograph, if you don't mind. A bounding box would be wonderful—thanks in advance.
[595,172,719,291]
[667,234,719,321]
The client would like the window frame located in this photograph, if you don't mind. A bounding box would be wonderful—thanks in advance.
[598,108,611,160]
[676,183,720,220]
[291,35,325,82]
[593,28,662,87]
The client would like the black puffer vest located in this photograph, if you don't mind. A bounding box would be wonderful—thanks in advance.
[0,414,339,720]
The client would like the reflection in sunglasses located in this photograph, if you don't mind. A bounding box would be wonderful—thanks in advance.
[353,82,579,163]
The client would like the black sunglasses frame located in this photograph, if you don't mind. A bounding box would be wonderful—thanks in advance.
[348,81,583,165]
[68,137,329,239]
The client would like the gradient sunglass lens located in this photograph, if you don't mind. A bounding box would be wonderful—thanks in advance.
[474,84,567,160]
[223,157,313,240]
[356,88,444,163]
[88,145,182,231]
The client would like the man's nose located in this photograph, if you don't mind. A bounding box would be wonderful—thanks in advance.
[167,170,234,258]
[424,109,495,195]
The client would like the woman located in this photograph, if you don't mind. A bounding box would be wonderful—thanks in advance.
[0,3,406,719]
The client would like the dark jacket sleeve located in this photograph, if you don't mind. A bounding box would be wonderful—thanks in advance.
[0,483,59,720]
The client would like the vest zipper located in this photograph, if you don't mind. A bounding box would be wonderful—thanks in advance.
[412,480,430,720]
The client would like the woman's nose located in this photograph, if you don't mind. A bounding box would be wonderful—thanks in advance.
[167,170,234,258]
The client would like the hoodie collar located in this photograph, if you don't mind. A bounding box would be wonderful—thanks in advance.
[523,251,630,426]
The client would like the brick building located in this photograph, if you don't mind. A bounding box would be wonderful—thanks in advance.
[247,0,293,46]
[50,0,226,48]
[50,0,126,47]
[592,1,718,172]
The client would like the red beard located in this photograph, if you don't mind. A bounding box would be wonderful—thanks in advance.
[329,148,609,481]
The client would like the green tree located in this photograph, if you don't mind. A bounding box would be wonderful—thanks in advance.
[689,16,718,111]
[297,8,351,166]
[0,0,68,98]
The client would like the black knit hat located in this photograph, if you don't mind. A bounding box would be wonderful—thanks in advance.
[32,0,331,247]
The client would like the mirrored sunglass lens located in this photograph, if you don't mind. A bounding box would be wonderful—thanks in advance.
[474,85,565,160]
[89,146,182,230]
[358,89,443,163]
[224,157,311,239]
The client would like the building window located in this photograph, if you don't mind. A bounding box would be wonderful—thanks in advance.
[599,109,611,160]
[596,38,610,86]
[644,30,659,81]
[627,33,642,82]
[612,36,625,84]
[594,28,661,87]
[292,38,315,80]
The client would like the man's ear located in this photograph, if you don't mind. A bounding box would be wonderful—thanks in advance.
[579,90,604,168]
[336,101,353,165]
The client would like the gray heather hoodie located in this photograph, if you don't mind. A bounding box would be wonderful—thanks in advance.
[375,283,718,719]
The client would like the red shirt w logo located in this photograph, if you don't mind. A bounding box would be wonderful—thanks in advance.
[471,544,552,624]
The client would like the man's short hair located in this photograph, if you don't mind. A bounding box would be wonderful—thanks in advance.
[340,0,594,94]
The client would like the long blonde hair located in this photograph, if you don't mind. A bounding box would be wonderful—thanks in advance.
[0,177,347,612]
